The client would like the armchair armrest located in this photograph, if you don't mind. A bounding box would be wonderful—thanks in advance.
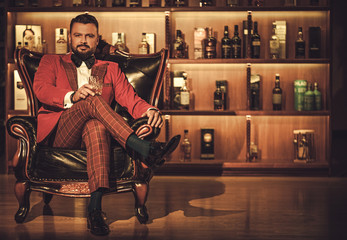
[130,117,160,140]
[6,116,38,180]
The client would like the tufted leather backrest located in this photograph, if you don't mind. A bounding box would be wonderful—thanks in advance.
[15,48,168,117]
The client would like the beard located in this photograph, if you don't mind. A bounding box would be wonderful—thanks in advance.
[71,44,95,60]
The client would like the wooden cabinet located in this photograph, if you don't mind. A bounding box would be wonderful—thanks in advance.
[3,0,331,175]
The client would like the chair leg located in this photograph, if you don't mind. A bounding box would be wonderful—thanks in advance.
[43,193,53,205]
[133,182,149,224]
[14,181,31,223]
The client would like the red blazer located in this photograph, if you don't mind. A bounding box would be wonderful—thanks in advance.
[33,53,153,143]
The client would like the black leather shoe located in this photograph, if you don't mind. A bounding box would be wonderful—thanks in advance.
[143,135,181,168]
[87,209,110,236]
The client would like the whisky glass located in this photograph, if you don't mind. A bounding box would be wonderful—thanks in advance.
[89,76,103,95]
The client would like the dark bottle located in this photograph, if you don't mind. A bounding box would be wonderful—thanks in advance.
[313,82,322,110]
[84,0,93,6]
[221,26,231,59]
[214,82,224,111]
[295,27,305,58]
[310,0,319,5]
[272,74,282,110]
[95,0,106,7]
[15,0,25,6]
[200,0,213,7]
[231,25,241,58]
[29,0,39,7]
[173,30,186,58]
[174,0,185,7]
[112,0,126,6]
[250,74,260,110]
[254,0,264,6]
[203,27,217,59]
[181,130,191,162]
[251,21,261,58]
[129,0,141,7]
[226,0,239,6]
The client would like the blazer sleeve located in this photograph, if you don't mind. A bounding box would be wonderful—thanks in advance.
[111,64,155,119]
[33,55,71,109]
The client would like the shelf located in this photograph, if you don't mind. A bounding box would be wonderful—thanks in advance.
[156,161,330,176]
[169,6,330,12]
[169,58,330,64]
[6,7,170,12]
[161,110,330,116]
[6,6,330,12]
[7,110,29,115]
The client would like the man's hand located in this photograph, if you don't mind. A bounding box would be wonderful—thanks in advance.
[72,84,96,102]
[141,109,163,128]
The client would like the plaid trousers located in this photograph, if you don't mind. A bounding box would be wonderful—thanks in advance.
[52,95,134,192]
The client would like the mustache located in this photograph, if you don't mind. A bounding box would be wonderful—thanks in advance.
[77,44,90,48]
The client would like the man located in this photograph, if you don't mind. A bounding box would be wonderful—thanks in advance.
[33,13,180,236]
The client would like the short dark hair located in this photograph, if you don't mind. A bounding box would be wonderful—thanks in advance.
[70,13,99,33]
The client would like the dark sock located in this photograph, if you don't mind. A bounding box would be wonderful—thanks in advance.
[126,133,151,158]
[88,189,103,212]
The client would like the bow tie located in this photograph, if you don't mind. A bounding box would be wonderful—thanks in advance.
[71,54,95,69]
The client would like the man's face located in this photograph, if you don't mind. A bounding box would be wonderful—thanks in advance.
[69,22,99,60]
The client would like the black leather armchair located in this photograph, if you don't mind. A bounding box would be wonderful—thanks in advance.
[6,48,168,224]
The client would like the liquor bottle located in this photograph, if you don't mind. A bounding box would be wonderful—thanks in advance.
[53,0,63,7]
[29,0,39,7]
[179,73,190,110]
[251,21,261,58]
[149,0,161,7]
[269,23,280,59]
[304,83,314,111]
[73,0,83,6]
[200,0,213,7]
[231,25,241,58]
[242,21,248,58]
[23,27,35,51]
[254,0,264,6]
[214,82,224,111]
[313,82,322,110]
[284,0,296,6]
[84,0,93,6]
[15,0,25,7]
[112,0,126,6]
[272,74,282,110]
[55,28,67,54]
[221,26,231,59]
[203,27,217,59]
[138,33,149,54]
[173,30,186,58]
[295,27,305,58]
[310,0,319,5]
[250,74,261,110]
[130,0,141,7]
[174,0,185,7]
[42,40,48,54]
[95,0,106,7]
[115,33,127,52]
[226,0,239,6]
[181,130,191,162]
[37,36,43,53]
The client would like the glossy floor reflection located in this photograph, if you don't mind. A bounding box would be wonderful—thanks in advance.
[1,175,347,240]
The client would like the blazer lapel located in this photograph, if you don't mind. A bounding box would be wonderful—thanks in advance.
[61,57,78,91]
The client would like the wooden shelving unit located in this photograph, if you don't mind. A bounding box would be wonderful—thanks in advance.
[3,0,331,175]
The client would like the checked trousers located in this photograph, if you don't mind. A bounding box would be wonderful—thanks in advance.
[52,95,134,192]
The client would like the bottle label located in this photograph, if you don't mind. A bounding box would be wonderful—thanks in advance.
[270,40,280,50]
[252,41,261,46]
[180,92,190,105]
[272,93,282,104]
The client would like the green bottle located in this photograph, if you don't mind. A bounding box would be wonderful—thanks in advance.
[304,83,314,111]
[313,82,322,110]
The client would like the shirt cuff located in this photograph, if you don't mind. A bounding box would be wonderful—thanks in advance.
[64,91,74,109]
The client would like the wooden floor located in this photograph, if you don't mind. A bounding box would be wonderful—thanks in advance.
[1,175,347,240]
